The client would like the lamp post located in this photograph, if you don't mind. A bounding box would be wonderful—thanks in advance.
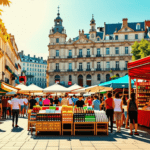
[122,85,125,96]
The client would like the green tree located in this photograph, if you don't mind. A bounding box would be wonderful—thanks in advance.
[131,39,150,61]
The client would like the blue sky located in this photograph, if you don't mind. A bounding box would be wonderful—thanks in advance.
[0,0,150,59]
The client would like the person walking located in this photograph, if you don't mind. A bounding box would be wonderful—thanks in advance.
[7,96,12,119]
[105,92,114,133]
[2,96,8,119]
[127,93,139,135]
[19,96,25,117]
[61,94,69,106]
[92,95,101,111]
[114,92,122,132]
[53,96,60,106]
[23,96,28,117]
[43,96,51,106]
[121,95,129,128]
[10,95,21,128]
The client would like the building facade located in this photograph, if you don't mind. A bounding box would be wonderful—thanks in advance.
[19,51,47,88]
[47,11,150,87]
[0,19,22,86]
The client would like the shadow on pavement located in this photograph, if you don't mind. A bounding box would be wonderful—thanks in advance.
[11,127,24,132]
[0,129,6,132]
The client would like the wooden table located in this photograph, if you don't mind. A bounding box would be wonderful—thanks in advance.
[74,122,95,135]
[95,122,109,135]
[36,121,61,136]
[28,121,36,135]
[62,122,73,135]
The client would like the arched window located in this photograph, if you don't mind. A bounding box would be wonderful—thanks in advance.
[69,75,72,81]
[78,75,83,86]
[55,75,60,83]
[136,24,140,30]
[97,74,101,81]
[106,74,110,81]
[116,74,120,77]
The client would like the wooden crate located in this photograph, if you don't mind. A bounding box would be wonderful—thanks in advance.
[62,122,73,135]
[95,122,109,135]
[35,121,61,135]
[74,122,95,136]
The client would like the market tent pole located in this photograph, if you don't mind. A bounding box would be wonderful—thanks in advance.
[129,76,131,99]
[136,79,138,100]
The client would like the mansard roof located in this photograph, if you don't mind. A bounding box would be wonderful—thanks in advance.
[105,22,145,35]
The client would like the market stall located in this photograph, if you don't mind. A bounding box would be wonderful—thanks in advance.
[28,105,109,136]
[128,56,150,127]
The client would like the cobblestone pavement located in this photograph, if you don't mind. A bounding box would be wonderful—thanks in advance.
[0,118,150,150]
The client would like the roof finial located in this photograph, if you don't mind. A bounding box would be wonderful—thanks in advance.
[92,14,94,19]
[57,6,60,16]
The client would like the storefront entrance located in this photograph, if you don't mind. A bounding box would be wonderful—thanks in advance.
[78,75,83,86]
[86,74,91,86]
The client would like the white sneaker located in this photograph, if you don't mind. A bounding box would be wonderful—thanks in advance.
[116,129,119,132]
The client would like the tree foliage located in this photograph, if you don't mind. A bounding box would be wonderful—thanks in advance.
[0,0,11,6]
[131,39,150,61]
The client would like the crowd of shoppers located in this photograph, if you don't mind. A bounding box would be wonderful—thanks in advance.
[0,92,139,135]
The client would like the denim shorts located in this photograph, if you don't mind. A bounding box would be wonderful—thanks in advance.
[21,105,24,111]
[124,111,127,118]
[24,105,28,110]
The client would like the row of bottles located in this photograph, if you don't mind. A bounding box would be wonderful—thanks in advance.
[36,114,61,121]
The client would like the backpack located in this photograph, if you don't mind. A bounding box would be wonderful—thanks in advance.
[129,100,137,111]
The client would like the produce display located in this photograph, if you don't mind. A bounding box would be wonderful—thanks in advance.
[36,114,61,121]
[62,105,73,123]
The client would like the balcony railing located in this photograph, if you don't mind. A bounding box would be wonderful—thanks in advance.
[67,56,72,58]
[86,68,91,71]
[96,54,101,57]
[96,68,101,71]
[54,69,60,72]
[67,69,73,72]
[77,55,83,58]
[77,68,83,71]
[86,55,91,57]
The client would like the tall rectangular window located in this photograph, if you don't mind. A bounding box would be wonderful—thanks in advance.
[116,61,119,68]
[125,61,128,68]
[97,62,101,69]
[56,50,59,57]
[79,49,82,56]
[69,63,72,70]
[56,63,59,70]
[27,64,29,66]
[115,47,119,54]
[87,62,90,69]
[125,47,128,54]
[56,38,59,43]
[79,63,82,69]
[135,34,138,39]
[69,50,72,56]
[97,48,100,55]
[87,49,90,56]
[125,35,128,40]
[106,48,110,55]
[23,63,25,66]
[115,35,118,40]
[106,62,110,69]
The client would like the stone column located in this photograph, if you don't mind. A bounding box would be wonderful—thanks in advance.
[83,74,86,86]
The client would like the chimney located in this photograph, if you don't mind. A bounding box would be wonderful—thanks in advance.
[28,54,30,57]
[34,55,36,58]
[82,29,84,34]
[41,57,43,60]
[122,18,128,27]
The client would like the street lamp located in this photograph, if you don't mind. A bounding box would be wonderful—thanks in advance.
[122,85,125,95]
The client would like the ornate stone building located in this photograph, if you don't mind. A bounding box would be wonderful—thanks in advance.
[0,19,22,86]
[46,10,150,87]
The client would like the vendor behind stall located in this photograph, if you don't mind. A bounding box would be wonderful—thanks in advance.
[38,97,43,106]
[53,96,60,106]
[92,95,101,111]
[61,94,69,106]
[43,96,51,106]
[29,96,37,109]
[75,95,85,107]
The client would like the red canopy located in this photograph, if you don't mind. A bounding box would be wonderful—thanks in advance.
[128,56,150,80]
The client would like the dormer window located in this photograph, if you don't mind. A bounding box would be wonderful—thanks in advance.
[106,35,109,40]
[57,21,59,25]
[136,24,141,30]
[97,38,100,41]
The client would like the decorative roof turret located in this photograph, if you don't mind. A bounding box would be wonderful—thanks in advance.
[90,14,96,25]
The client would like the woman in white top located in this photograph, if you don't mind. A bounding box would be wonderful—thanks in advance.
[114,92,122,132]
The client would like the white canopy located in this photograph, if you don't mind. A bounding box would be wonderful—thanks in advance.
[72,85,97,93]
[16,83,27,90]
[43,83,70,93]
[68,84,83,91]
[19,84,43,93]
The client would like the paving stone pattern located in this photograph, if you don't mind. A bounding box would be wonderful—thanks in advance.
[0,118,150,150]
